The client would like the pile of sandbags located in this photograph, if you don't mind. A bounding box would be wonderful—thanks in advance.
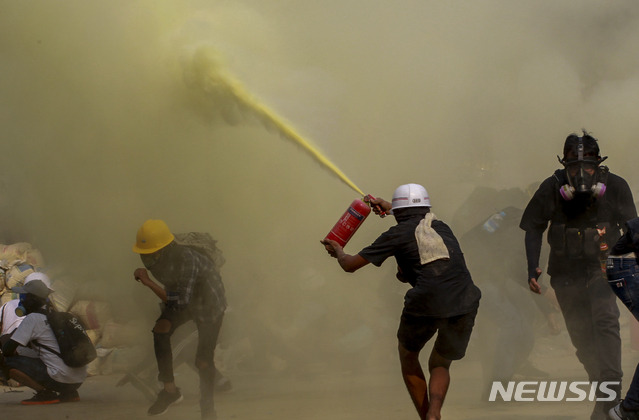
[67,297,148,376]
[87,320,148,376]
[0,242,45,304]
[0,243,147,376]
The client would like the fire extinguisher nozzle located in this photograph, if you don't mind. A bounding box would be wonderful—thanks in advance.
[364,194,387,218]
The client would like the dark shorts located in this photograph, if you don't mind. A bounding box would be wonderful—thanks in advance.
[4,355,81,393]
[397,308,477,360]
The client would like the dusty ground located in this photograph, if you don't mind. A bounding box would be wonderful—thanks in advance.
[1,323,636,420]
[0,368,593,420]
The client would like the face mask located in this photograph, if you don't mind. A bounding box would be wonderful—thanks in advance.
[15,293,48,317]
[141,252,161,269]
[559,162,606,201]
[558,137,606,201]
[15,293,28,317]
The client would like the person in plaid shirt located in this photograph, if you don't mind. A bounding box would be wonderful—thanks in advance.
[132,219,226,419]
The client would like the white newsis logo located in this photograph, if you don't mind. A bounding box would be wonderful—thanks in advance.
[489,381,619,402]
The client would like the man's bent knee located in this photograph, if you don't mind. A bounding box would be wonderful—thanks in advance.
[399,343,421,368]
[153,319,172,334]
[195,358,212,370]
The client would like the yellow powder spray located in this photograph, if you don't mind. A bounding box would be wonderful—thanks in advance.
[182,46,365,197]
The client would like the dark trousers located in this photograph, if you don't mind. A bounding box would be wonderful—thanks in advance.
[607,256,639,411]
[551,268,622,384]
[154,307,224,417]
[3,355,81,394]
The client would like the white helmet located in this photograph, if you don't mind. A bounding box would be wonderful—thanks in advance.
[391,183,431,210]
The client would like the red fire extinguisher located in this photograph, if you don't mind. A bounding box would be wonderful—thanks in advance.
[324,196,378,247]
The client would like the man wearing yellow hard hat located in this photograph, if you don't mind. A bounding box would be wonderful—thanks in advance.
[132,219,226,419]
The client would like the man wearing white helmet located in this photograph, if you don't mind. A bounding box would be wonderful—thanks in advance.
[322,183,481,420]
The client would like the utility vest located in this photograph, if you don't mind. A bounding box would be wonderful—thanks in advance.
[547,167,614,261]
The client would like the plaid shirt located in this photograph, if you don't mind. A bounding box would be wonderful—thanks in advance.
[148,242,226,324]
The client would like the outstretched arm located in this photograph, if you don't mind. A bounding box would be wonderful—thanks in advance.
[321,239,370,272]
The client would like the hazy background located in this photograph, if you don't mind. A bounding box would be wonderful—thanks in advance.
[2,0,639,404]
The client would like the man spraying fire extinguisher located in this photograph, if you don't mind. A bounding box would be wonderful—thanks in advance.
[321,183,481,420]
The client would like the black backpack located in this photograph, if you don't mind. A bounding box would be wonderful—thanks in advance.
[36,309,97,368]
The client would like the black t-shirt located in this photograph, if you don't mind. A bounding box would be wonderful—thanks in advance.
[358,213,481,317]
[611,217,639,255]
[520,169,636,275]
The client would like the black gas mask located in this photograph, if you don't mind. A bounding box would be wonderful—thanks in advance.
[557,135,607,201]
[15,293,47,317]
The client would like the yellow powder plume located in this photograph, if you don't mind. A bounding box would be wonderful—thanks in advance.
[181,46,365,197]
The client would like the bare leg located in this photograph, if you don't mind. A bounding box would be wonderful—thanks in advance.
[8,369,45,392]
[398,342,429,419]
[425,350,451,420]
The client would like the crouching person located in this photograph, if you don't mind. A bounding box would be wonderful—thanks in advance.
[0,276,86,404]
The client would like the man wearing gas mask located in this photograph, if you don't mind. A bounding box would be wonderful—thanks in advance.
[520,131,636,419]
[0,275,86,404]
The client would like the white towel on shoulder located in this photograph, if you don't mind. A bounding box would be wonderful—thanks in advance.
[415,213,450,264]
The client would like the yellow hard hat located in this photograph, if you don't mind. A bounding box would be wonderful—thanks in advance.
[133,219,175,254]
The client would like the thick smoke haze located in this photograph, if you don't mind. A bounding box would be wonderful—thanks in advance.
[2,0,639,417]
